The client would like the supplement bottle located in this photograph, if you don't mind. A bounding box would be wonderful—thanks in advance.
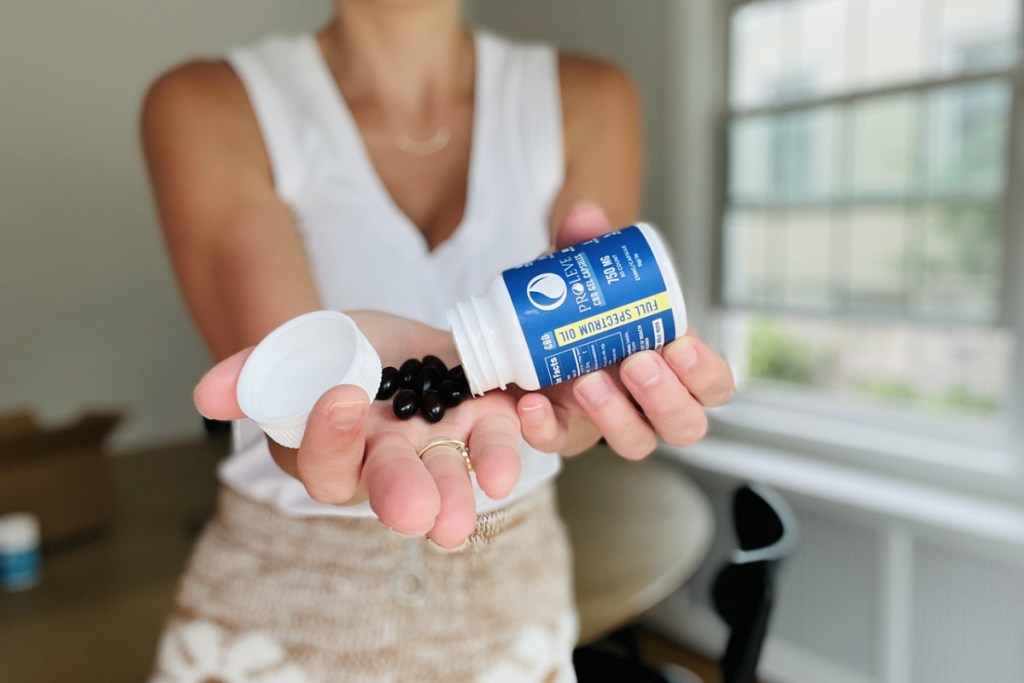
[0,512,41,591]
[448,223,687,395]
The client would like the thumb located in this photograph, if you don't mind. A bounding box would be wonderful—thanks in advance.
[193,347,253,421]
[554,202,612,250]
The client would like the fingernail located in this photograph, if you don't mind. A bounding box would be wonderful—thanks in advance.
[380,519,423,538]
[192,385,215,420]
[428,537,469,552]
[623,353,661,388]
[571,201,605,219]
[575,373,612,407]
[667,338,699,372]
[519,402,545,425]
[327,401,366,430]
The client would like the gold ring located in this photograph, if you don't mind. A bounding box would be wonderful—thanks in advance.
[417,438,472,473]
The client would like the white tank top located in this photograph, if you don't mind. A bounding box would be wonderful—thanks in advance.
[219,32,565,517]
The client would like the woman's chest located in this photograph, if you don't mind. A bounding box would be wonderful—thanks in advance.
[348,101,476,250]
[292,192,549,327]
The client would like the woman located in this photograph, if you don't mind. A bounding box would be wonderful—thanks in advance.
[143,1,734,680]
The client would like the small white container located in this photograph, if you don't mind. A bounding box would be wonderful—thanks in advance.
[0,512,41,591]
[448,223,687,395]
[236,311,382,448]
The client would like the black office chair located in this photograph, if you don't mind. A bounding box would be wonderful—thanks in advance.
[574,481,797,683]
[712,484,799,683]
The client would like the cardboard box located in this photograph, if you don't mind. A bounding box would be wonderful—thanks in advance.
[0,411,119,545]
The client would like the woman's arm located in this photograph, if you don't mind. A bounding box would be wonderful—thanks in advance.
[142,61,321,358]
[143,62,523,548]
[549,55,643,237]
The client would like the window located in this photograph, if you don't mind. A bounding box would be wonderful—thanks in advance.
[718,0,1023,479]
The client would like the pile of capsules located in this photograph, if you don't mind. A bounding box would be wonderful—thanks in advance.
[375,355,471,423]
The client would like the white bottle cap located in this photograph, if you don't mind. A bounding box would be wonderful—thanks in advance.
[0,512,41,552]
[236,311,382,449]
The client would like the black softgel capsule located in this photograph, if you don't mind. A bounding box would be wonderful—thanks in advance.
[392,389,419,420]
[420,390,446,423]
[398,358,422,388]
[415,365,443,396]
[376,366,401,400]
[421,354,448,375]
[447,365,468,391]
[439,379,465,407]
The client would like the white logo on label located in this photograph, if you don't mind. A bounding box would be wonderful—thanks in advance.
[526,273,568,311]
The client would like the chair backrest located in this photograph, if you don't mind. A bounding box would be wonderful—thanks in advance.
[730,483,799,564]
[712,483,799,683]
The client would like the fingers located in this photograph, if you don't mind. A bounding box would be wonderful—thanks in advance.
[418,412,521,548]
[663,334,736,407]
[193,347,253,420]
[572,370,658,460]
[517,393,567,454]
[418,443,477,549]
[362,432,440,537]
[554,202,611,249]
[620,350,709,448]
[294,384,371,505]
[572,333,730,455]
[467,413,522,501]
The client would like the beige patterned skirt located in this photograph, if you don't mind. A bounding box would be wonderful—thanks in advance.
[151,482,577,683]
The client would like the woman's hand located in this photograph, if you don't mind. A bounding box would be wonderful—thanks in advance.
[194,312,522,549]
[516,333,734,458]
[516,204,736,459]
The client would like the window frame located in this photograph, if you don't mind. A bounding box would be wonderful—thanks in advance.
[685,0,1024,502]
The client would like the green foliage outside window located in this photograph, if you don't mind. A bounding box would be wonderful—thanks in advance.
[747,317,1002,415]
[858,379,1000,416]
[747,318,828,386]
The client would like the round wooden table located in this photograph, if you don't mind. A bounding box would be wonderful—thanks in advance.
[556,445,715,644]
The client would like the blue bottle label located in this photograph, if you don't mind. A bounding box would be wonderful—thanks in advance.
[502,226,677,388]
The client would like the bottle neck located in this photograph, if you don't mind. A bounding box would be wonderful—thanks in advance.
[448,294,513,395]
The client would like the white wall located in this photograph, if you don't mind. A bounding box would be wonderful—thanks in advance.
[0,1,338,449]
[0,0,672,450]
[0,1,323,449]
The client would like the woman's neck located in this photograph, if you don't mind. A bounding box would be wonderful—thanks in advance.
[321,0,472,115]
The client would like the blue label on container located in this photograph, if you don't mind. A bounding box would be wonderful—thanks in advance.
[502,226,677,388]
[1,548,40,588]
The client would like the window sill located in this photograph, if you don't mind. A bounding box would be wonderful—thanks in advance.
[694,396,1023,499]
[714,397,1014,472]
[659,436,1024,547]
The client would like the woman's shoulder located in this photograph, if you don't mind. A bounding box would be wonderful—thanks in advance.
[141,59,266,170]
[557,52,641,162]
[558,52,635,94]
[480,31,636,106]
[142,60,251,141]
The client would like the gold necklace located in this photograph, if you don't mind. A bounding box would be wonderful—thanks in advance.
[393,126,452,156]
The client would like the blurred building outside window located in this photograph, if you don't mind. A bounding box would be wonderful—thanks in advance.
[719,0,1024,485]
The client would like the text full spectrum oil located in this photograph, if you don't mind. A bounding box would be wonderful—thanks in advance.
[447,223,687,395]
